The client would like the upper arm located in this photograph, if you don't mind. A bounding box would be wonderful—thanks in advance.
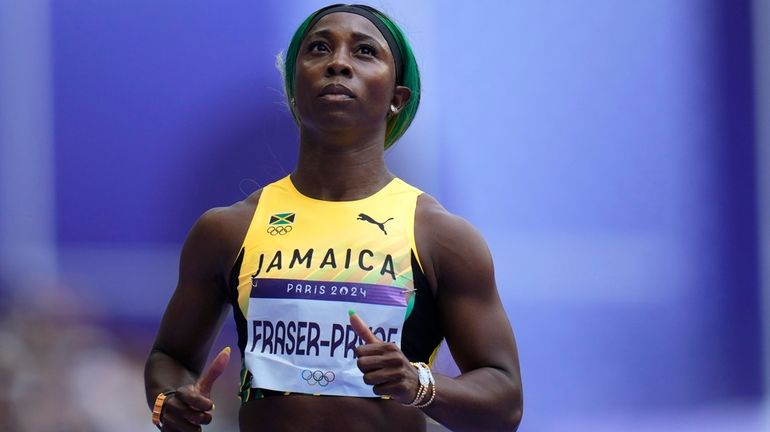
[152,204,250,375]
[416,195,521,379]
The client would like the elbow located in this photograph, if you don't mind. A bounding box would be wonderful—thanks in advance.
[502,380,524,431]
[507,405,523,431]
[512,381,524,430]
[475,366,522,432]
[493,403,522,432]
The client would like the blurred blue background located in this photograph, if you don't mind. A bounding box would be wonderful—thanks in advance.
[1,0,768,431]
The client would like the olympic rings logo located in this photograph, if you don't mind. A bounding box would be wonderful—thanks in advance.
[301,369,336,387]
[267,225,293,236]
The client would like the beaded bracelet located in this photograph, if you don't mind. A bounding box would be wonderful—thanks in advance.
[406,362,437,407]
[414,365,436,408]
[403,362,428,406]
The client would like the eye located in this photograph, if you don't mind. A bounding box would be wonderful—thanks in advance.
[357,44,377,57]
[308,41,329,53]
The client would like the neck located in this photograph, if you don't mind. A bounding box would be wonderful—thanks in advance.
[291,126,393,201]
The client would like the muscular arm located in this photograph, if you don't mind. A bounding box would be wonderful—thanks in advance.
[144,198,256,409]
[416,194,523,431]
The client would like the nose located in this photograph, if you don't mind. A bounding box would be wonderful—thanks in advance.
[325,50,352,78]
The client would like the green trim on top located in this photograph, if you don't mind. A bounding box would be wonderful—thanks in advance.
[404,293,415,320]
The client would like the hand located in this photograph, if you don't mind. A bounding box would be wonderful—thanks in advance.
[159,347,231,431]
[350,312,420,404]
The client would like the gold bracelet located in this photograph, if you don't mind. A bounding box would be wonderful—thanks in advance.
[151,390,176,430]
[409,380,427,406]
[414,366,436,408]
[405,362,430,406]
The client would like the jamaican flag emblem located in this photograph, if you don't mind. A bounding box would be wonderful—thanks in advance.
[267,212,294,236]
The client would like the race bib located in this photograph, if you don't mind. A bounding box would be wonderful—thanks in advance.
[245,277,408,397]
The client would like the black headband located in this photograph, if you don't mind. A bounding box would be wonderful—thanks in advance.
[303,4,404,84]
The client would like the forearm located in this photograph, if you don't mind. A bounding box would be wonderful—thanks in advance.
[421,367,522,432]
[143,349,198,409]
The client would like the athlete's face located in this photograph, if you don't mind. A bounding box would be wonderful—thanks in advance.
[293,12,410,134]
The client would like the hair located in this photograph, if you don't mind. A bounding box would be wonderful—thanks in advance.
[278,4,421,149]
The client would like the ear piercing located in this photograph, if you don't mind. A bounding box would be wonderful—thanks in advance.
[390,104,397,113]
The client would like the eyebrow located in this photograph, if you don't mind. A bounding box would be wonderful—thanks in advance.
[306,29,387,51]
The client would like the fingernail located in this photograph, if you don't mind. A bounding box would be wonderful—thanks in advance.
[223,347,231,354]
[348,309,356,317]
[212,403,216,411]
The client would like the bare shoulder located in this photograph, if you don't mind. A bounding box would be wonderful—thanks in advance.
[415,193,483,237]
[196,189,262,236]
[414,193,494,297]
[183,189,263,279]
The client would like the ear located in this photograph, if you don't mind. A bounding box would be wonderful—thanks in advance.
[389,86,412,116]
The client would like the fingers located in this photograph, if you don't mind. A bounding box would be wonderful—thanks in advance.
[182,410,213,426]
[161,390,212,431]
[367,367,420,403]
[196,346,231,397]
[175,385,214,412]
[348,311,418,402]
[161,410,206,432]
[356,346,403,371]
[372,381,417,401]
[159,411,203,432]
[158,347,228,431]
[159,348,228,432]
[348,310,381,344]
[361,365,410,386]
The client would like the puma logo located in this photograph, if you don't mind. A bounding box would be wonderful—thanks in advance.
[357,213,394,235]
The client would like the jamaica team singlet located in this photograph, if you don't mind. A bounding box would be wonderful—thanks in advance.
[227,175,443,402]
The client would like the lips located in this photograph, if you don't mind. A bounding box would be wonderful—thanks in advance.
[319,83,355,99]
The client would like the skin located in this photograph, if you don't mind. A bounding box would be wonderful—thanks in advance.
[145,12,523,432]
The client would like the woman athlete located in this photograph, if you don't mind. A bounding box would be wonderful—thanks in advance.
[144,4,523,431]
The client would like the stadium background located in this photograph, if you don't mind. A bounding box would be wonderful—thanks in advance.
[1,0,768,430]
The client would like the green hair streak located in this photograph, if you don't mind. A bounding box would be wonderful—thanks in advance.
[281,6,421,149]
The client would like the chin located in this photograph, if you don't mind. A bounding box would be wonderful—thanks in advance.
[305,113,360,132]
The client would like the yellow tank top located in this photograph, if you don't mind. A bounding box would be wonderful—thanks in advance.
[228,175,442,402]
